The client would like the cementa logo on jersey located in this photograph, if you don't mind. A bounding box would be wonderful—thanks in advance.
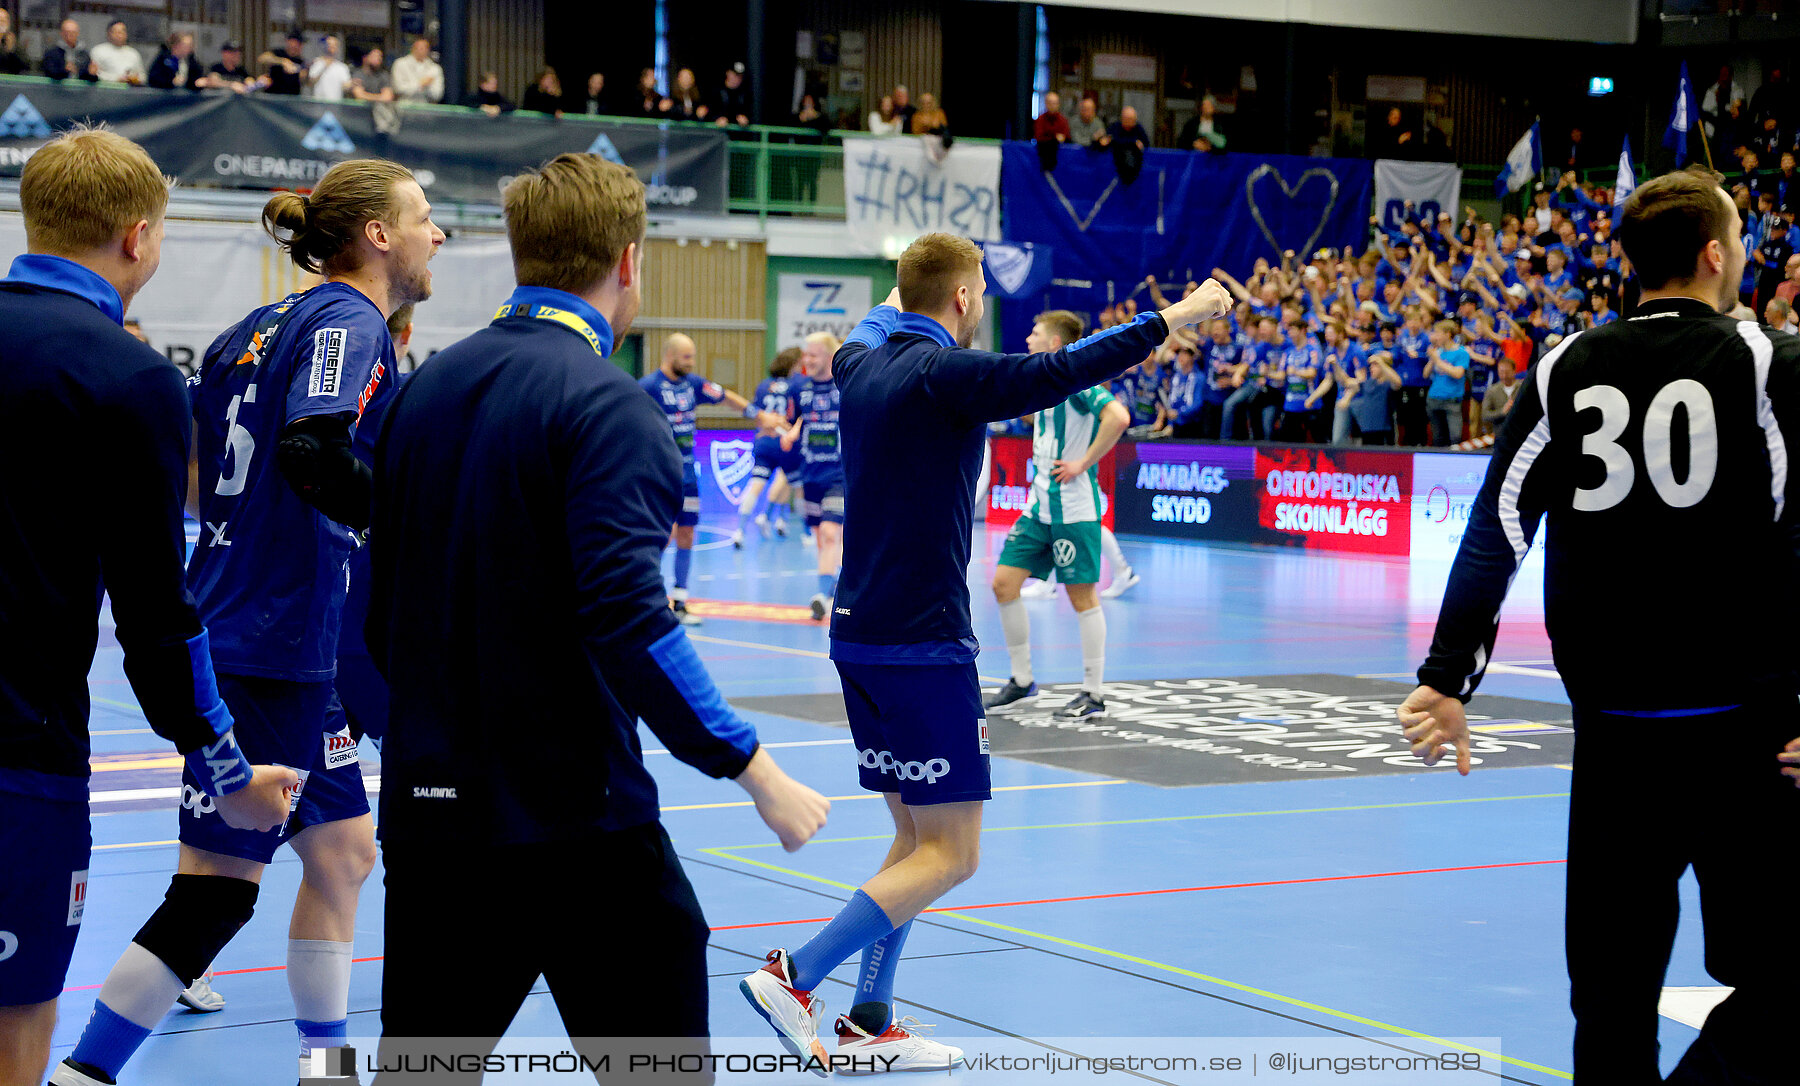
[0,94,53,169]
[214,111,353,184]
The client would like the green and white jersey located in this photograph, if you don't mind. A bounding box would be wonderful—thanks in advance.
[1026,385,1116,524]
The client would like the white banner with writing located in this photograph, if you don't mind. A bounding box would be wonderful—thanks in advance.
[1372,159,1462,235]
[841,137,1001,257]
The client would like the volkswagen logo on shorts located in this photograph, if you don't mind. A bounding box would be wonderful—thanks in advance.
[859,747,952,783]
[1052,539,1077,567]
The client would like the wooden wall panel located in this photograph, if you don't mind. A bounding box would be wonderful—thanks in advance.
[466,0,543,108]
[636,236,769,406]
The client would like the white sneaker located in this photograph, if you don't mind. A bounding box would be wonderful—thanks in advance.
[731,529,745,550]
[802,532,817,549]
[177,968,225,1012]
[755,513,772,539]
[835,1014,964,1074]
[740,949,831,1076]
[1100,567,1141,599]
[48,1060,114,1086]
[1018,579,1056,599]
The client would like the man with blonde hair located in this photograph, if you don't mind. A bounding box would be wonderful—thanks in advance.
[1,125,294,1086]
[782,331,846,618]
[366,152,828,1064]
[741,233,1229,1071]
[54,157,442,1086]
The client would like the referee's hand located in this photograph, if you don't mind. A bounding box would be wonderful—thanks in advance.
[1397,685,1472,776]
[736,748,831,851]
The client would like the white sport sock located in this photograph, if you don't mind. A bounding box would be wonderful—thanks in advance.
[289,939,353,1058]
[1077,606,1106,695]
[96,942,186,1028]
[999,598,1033,686]
[1101,527,1129,575]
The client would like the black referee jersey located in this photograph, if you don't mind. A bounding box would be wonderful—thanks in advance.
[1420,297,1800,711]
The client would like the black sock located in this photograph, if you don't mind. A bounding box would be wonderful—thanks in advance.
[849,1001,891,1036]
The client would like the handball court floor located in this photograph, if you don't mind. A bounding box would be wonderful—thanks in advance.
[61,525,1720,1083]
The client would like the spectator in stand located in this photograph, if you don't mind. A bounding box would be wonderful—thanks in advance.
[1751,66,1792,127]
[259,33,305,96]
[196,42,256,93]
[1771,151,1799,215]
[350,46,394,102]
[1767,296,1798,333]
[1101,105,1149,183]
[42,19,97,81]
[0,9,26,76]
[522,66,565,116]
[666,67,704,121]
[147,32,199,90]
[1069,96,1105,147]
[1480,357,1519,435]
[713,63,751,127]
[463,71,514,115]
[910,92,947,135]
[632,68,665,117]
[1714,97,1748,159]
[308,35,352,100]
[1755,216,1793,309]
[1749,113,1788,162]
[1561,126,1588,172]
[1423,319,1468,447]
[1701,64,1743,140]
[790,92,832,202]
[1035,92,1070,143]
[1370,106,1413,160]
[391,37,445,105]
[892,85,916,132]
[868,95,901,135]
[1777,253,1800,308]
[1177,95,1226,153]
[576,72,606,115]
[91,21,146,85]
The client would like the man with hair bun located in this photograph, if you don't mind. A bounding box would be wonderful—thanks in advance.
[54,158,442,1086]
[740,233,1230,1072]
[365,152,828,1066]
[1,125,296,1086]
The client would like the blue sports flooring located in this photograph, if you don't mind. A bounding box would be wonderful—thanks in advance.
[62,526,1717,1083]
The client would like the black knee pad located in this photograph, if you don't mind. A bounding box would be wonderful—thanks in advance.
[133,874,259,987]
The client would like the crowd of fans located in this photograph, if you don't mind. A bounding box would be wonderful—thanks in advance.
[1043,171,1796,450]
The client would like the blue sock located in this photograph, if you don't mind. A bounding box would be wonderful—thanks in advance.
[674,546,693,591]
[856,919,912,1019]
[818,572,836,597]
[788,890,895,991]
[297,1016,349,1059]
[772,503,786,525]
[71,1001,152,1080]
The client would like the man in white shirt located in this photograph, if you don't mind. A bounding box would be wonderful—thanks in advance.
[307,35,351,101]
[89,20,145,84]
[389,36,444,104]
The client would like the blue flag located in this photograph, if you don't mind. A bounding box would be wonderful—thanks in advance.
[1496,123,1541,197]
[1615,136,1637,207]
[1662,61,1699,164]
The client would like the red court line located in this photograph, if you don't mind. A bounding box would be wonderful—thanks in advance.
[60,861,1562,991]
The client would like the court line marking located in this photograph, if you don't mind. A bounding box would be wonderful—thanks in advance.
[701,844,1572,1080]
[705,859,1566,931]
[86,780,1132,849]
[706,791,1573,851]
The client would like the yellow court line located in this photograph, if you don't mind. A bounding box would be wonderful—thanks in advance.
[699,814,1574,1082]
[91,757,183,772]
[707,791,1574,851]
[90,695,143,712]
[95,839,179,851]
[661,779,1127,812]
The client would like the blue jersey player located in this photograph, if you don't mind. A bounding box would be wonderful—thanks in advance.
[639,333,779,625]
[732,345,804,546]
[1,128,294,1086]
[782,335,845,620]
[738,234,1232,1072]
[55,160,442,1086]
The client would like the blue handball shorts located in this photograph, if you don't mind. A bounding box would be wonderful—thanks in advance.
[834,660,991,806]
[0,775,91,1006]
[676,478,702,528]
[178,673,370,865]
[802,480,846,527]
[750,436,804,482]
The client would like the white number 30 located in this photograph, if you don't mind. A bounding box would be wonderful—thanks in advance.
[1571,380,1717,512]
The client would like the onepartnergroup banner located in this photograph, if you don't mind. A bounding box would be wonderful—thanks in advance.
[318,1035,1509,1083]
